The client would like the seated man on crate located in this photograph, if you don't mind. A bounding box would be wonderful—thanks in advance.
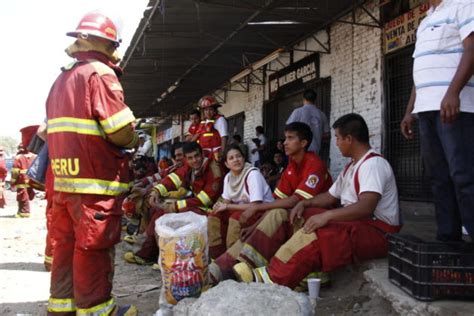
[230,113,403,289]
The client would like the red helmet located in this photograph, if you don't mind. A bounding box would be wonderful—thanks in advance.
[67,12,121,47]
[199,95,221,109]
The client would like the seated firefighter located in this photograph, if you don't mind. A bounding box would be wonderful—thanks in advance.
[230,113,402,289]
[212,144,274,249]
[122,143,187,245]
[124,142,225,264]
[208,122,333,283]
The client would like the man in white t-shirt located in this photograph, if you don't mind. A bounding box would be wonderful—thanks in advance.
[233,113,402,289]
[400,0,474,241]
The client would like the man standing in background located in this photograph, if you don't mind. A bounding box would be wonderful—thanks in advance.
[287,89,329,154]
[401,0,474,241]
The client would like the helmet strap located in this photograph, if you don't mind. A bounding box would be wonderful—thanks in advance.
[65,37,122,64]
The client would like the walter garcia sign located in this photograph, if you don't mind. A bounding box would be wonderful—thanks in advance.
[269,54,319,97]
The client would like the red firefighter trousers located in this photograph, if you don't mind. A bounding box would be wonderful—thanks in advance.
[48,192,122,315]
[265,212,400,289]
[215,208,400,287]
[44,195,55,268]
[17,187,34,214]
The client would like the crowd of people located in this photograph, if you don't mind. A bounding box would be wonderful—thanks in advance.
[1,1,472,314]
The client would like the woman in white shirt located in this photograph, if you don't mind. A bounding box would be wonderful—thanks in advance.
[213,144,274,248]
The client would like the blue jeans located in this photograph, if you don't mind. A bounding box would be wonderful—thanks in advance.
[418,111,474,241]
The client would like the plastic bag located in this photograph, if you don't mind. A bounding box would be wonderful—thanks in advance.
[26,142,49,190]
[155,212,208,305]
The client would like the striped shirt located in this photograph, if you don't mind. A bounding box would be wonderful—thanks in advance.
[412,0,474,113]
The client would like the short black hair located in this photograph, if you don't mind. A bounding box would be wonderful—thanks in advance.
[284,122,313,151]
[332,113,369,143]
[256,126,264,134]
[190,109,201,117]
[303,89,317,103]
[223,144,245,162]
[232,134,242,143]
[171,142,185,159]
[183,141,202,155]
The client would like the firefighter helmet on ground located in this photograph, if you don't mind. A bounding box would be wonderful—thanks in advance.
[67,11,122,47]
[199,95,221,109]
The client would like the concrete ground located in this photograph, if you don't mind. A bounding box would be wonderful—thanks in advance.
[0,190,472,316]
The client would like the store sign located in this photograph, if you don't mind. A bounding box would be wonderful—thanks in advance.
[384,3,429,54]
[156,128,172,144]
[269,54,319,97]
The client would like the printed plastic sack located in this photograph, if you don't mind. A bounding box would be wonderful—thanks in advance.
[155,212,208,305]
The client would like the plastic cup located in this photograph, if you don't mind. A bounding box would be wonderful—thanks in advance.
[307,278,321,299]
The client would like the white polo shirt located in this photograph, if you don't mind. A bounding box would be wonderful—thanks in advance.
[222,169,274,204]
[412,0,474,114]
[328,150,401,226]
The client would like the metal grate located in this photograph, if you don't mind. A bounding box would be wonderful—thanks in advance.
[385,46,432,201]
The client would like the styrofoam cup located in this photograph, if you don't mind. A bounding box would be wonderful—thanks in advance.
[307,278,321,299]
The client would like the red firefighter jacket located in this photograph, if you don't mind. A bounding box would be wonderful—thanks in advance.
[188,123,200,136]
[197,115,224,151]
[46,52,135,196]
[11,151,35,188]
[140,162,183,187]
[154,158,222,212]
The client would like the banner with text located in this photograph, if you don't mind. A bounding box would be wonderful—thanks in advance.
[384,3,429,54]
[269,54,319,97]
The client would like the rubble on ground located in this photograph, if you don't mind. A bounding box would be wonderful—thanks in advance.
[172,280,312,316]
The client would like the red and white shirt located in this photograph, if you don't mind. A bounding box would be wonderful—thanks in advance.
[274,152,332,200]
[329,150,400,225]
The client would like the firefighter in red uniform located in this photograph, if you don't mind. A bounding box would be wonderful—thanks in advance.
[185,109,201,141]
[11,144,36,218]
[233,114,402,289]
[209,122,332,283]
[196,96,228,161]
[0,147,7,209]
[124,142,224,265]
[45,12,138,316]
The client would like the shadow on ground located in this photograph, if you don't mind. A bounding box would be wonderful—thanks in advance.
[0,301,48,316]
[0,262,46,272]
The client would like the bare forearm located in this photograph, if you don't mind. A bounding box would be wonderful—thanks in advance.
[325,193,380,222]
[304,192,338,209]
[447,35,474,95]
[226,201,262,212]
[221,136,228,150]
[255,195,300,212]
[404,86,416,116]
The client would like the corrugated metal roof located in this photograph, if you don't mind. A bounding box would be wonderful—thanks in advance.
[121,0,361,118]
